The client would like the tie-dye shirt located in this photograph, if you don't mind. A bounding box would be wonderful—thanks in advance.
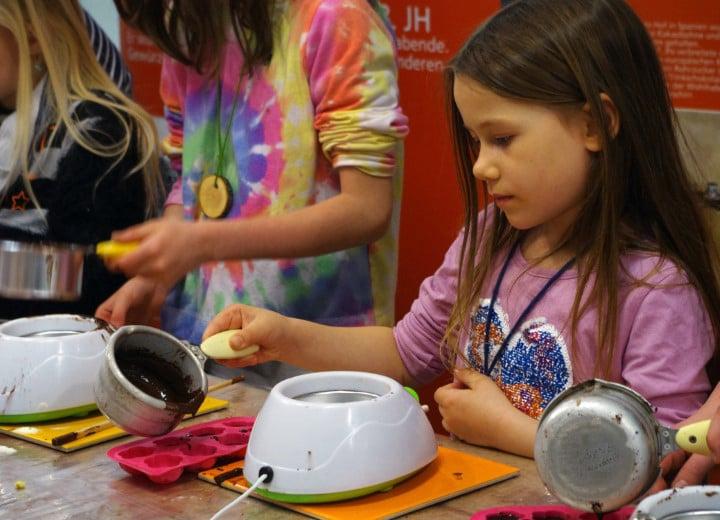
[394,210,714,426]
[159,0,408,346]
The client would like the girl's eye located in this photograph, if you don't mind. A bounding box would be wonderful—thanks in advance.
[494,135,513,146]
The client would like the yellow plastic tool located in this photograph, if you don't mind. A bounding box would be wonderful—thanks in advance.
[200,329,260,360]
[95,240,139,259]
[675,419,711,455]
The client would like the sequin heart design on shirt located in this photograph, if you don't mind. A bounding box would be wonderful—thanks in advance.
[465,299,573,418]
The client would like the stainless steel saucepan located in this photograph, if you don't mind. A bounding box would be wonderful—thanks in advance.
[0,239,137,301]
[94,325,208,436]
[535,379,711,513]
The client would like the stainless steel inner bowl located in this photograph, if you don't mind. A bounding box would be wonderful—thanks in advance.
[293,390,380,403]
[0,240,88,300]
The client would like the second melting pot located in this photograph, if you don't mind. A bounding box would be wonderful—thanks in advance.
[535,379,711,513]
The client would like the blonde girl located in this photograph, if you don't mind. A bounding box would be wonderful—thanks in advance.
[0,0,164,318]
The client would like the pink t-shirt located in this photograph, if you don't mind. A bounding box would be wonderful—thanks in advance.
[394,216,713,426]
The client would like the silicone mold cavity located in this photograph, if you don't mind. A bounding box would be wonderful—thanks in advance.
[472,506,636,520]
[107,416,254,484]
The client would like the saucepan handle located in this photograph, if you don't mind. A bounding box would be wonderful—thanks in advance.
[182,340,208,366]
[675,419,711,455]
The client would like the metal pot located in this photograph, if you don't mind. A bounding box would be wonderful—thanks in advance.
[0,239,137,301]
[535,379,711,513]
[94,325,208,436]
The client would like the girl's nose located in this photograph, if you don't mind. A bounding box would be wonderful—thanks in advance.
[472,152,500,181]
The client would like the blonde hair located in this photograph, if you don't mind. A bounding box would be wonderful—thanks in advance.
[0,0,163,215]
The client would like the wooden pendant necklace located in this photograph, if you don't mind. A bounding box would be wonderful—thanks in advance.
[198,78,242,219]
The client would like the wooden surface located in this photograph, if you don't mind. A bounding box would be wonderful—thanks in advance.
[0,379,556,519]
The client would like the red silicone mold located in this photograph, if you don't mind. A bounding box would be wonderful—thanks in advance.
[471,505,636,520]
[107,416,254,484]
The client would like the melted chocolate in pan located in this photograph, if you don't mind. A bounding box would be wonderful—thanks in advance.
[115,349,203,414]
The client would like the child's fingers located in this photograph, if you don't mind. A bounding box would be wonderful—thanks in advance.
[203,305,247,340]
[706,408,720,462]
[111,219,157,242]
[95,292,127,328]
[218,354,258,369]
[453,368,481,388]
[112,231,167,275]
[671,453,714,487]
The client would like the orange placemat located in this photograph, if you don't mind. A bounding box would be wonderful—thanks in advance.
[0,396,228,452]
[199,446,519,519]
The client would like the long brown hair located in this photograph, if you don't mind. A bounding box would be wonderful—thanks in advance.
[113,0,275,76]
[443,0,720,379]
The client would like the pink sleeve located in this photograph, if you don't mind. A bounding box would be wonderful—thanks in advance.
[393,232,463,385]
[621,268,714,426]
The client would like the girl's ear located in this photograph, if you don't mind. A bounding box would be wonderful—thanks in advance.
[583,93,621,152]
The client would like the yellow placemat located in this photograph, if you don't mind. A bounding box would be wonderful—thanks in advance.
[0,396,228,452]
[199,446,518,520]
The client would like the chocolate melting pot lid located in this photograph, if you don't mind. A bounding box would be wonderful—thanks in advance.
[534,379,664,513]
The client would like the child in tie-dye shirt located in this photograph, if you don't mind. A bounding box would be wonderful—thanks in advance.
[98,0,407,385]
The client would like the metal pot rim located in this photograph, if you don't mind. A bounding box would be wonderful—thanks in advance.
[0,239,91,253]
[538,378,656,425]
[0,314,112,338]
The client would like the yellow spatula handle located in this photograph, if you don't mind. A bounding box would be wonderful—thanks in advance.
[95,240,139,258]
[676,419,712,455]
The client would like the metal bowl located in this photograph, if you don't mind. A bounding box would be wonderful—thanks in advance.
[534,379,666,513]
[94,325,208,436]
[0,240,88,300]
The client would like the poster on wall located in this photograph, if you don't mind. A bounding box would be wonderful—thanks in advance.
[630,1,720,112]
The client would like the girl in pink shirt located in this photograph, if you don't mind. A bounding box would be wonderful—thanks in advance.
[204,0,720,458]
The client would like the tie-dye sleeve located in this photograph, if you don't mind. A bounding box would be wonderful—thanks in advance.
[303,0,408,178]
[160,56,186,205]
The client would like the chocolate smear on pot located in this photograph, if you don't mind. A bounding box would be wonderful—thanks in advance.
[115,349,203,414]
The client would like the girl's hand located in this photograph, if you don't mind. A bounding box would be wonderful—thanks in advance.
[648,450,714,494]
[107,218,206,288]
[203,304,292,368]
[650,402,720,492]
[434,368,536,457]
[95,277,168,328]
